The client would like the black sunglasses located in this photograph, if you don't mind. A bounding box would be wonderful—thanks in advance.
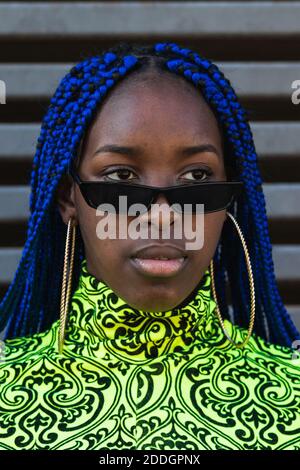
[68,161,243,214]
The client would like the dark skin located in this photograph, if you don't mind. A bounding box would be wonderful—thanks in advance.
[56,73,227,312]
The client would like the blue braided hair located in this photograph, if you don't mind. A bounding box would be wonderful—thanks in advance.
[1,41,299,347]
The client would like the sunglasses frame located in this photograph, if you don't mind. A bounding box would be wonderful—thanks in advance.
[68,160,244,214]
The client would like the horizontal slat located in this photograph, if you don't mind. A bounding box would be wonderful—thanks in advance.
[0,184,299,222]
[0,186,30,221]
[0,2,300,37]
[0,124,40,158]
[1,123,300,159]
[218,63,300,99]
[0,64,70,100]
[263,184,300,219]
[250,123,300,157]
[1,62,299,100]
[0,248,21,283]
[0,245,299,284]
[272,245,300,281]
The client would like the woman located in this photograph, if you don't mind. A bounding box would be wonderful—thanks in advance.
[0,42,299,450]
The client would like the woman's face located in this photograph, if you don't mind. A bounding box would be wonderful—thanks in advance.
[57,74,227,312]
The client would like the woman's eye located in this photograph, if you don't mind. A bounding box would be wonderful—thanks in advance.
[180,169,212,182]
[103,169,137,181]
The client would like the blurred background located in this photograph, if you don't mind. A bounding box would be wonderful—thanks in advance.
[0,1,299,330]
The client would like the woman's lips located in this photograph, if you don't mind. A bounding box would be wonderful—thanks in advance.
[130,257,188,277]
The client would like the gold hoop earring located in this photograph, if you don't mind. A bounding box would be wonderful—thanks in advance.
[209,211,255,349]
[58,217,76,354]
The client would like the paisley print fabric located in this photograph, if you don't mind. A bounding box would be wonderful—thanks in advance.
[0,258,299,450]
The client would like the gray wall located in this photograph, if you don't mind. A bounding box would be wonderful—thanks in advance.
[0,1,299,330]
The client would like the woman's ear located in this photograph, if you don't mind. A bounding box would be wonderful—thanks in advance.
[55,174,78,225]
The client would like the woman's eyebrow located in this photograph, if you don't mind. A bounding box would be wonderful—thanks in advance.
[93,144,138,158]
[180,144,220,159]
[92,143,220,159]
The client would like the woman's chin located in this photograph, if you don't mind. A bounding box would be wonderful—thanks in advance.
[118,282,188,313]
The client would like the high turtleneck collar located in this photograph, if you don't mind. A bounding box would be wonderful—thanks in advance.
[64,258,219,364]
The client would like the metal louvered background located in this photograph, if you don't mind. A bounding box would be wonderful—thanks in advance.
[0,1,299,330]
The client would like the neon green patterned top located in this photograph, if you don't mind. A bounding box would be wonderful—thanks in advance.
[0,258,299,450]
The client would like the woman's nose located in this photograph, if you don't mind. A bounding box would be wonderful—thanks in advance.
[138,191,178,229]
[151,192,170,206]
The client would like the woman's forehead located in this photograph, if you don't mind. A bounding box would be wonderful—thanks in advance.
[83,82,221,149]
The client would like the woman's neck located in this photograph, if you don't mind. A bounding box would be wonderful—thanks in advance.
[63,258,218,364]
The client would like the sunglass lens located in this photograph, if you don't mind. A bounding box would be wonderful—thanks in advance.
[80,183,153,213]
[168,183,241,213]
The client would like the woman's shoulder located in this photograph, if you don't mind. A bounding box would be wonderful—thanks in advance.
[0,319,59,366]
[223,317,300,367]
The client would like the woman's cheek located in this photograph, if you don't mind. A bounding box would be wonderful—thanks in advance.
[203,212,226,250]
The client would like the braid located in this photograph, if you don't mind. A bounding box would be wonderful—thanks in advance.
[0,50,139,338]
[152,42,298,346]
[0,41,298,347]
